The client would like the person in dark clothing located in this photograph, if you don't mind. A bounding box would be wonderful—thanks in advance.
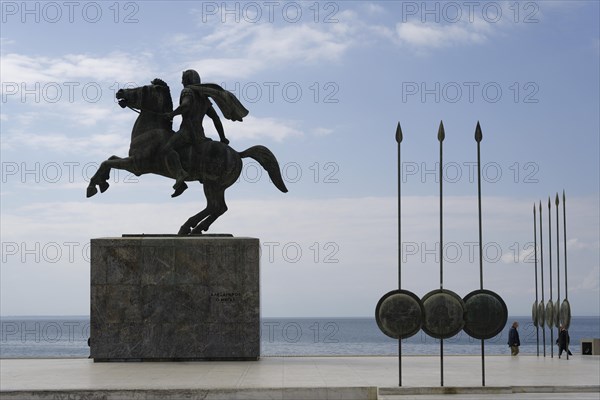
[557,324,573,358]
[508,321,520,356]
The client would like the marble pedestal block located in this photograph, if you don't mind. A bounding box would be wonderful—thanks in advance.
[90,237,260,361]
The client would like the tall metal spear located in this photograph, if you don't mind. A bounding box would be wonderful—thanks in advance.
[475,122,485,385]
[555,194,561,348]
[539,201,546,356]
[438,120,445,387]
[396,122,403,386]
[548,198,554,358]
[533,204,539,356]
[562,190,570,359]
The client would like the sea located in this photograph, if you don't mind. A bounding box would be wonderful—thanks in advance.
[1,316,598,358]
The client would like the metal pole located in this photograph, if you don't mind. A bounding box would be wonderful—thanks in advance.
[475,122,485,386]
[539,202,546,357]
[534,204,539,356]
[396,122,403,386]
[555,194,560,352]
[548,198,553,358]
[438,121,445,387]
[563,190,569,360]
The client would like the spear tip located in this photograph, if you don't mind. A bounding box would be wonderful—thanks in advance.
[437,120,445,141]
[475,121,482,142]
[548,196,551,208]
[555,193,559,206]
[395,122,403,143]
[534,203,536,214]
[563,189,566,202]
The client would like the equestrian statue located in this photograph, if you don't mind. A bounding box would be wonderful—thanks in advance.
[86,70,288,234]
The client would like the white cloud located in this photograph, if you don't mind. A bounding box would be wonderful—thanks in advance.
[566,238,599,251]
[171,10,361,80]
[313,127,334,136]
[4,131,129,156]
[395,21,489,49]
[219,115,302,142]
[0,52,154,88]
[2,195,598,316]
[183,57,265,81]
[1,102,135,155]
[362,3,386,15]
[501,245,535,264]
[572,265,600,292]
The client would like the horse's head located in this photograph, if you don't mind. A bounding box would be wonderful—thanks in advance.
[116,78,173,114]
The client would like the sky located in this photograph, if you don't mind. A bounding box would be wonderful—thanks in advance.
[1,0,598,317]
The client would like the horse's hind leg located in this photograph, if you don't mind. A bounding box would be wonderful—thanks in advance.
[178,206,210,235]
[190,185,228,234]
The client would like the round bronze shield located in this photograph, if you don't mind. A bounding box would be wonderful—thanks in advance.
[463,289,508,339]
[421,289,465,339]
[537,302,545,328]
[532,300,538,328]
[560,299,571,329]
[554,300,560,328]
[375,289,424,339]
[545,300,554,328]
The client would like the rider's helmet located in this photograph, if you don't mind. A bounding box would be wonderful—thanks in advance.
[182,69,201,86]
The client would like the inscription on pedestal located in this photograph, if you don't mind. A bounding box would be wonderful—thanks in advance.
[90,237,259,361]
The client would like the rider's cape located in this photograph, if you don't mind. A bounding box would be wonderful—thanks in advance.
[188,83,249,122]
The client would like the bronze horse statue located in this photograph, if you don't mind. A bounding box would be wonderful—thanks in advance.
[86,79,288,234]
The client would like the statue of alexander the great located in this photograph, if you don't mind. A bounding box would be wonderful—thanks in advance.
[86,71,286,234]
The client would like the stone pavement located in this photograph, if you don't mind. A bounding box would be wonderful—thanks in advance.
[1,355,599,399]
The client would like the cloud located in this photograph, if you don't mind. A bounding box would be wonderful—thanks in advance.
[219,115,303,142]
[395,21,489,49]
[501,245,535,264]
[182,57,265,81]
[0,102,135,155]
[312,127,334,136]
[2,194,598,316]
[170,9,361,80]
[572,265,600,292]
[566,238,599,251]
[0,52,154,86]
[2,131,129,156]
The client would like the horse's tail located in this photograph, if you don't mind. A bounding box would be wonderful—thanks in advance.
[238,145,288,193]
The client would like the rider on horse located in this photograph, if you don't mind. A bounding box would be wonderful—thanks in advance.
[163,69,231,198]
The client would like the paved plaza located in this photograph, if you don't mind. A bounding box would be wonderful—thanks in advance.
[1,355,599,399]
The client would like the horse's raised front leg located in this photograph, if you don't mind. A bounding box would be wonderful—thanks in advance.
[86,156,135,197]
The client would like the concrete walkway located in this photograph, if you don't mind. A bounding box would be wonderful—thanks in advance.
[1,355,599,399]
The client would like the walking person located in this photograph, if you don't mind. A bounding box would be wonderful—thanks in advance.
[557,324,573,358]
[508,321,520,356]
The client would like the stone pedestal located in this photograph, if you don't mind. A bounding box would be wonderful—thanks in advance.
[90,236,260,361]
